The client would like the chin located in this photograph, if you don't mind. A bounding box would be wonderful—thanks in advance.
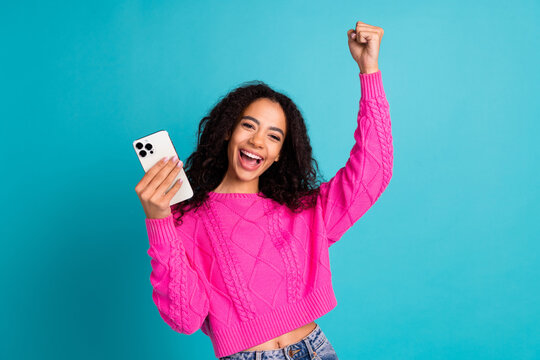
[235,167,263,181]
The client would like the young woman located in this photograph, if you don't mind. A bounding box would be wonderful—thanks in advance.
[135,21,392,360]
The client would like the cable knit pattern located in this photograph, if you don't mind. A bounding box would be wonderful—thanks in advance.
[263,200,302,304]
[170,234,189,331]
[144,70,393,358]
[201,201,257,322]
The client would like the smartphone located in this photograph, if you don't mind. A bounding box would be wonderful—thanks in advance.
[133,130,194,206]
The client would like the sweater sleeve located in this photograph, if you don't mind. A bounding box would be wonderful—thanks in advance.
[145,213,210,334]
[318,70,393,247]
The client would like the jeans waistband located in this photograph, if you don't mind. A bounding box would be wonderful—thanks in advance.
[222,323,326,359]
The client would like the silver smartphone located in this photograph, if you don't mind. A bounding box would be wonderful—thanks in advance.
[133,130,194,205]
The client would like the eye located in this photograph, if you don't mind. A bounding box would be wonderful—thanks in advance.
[242,122,254,129]
[270,135,281,141]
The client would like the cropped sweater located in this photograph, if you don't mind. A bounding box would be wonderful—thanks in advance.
[145,70,393,358]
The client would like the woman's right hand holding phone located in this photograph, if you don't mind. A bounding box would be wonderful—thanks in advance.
[134,156,184,219]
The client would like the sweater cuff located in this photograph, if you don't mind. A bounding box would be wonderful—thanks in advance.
[359,70,385,99]
[145,213,177,245]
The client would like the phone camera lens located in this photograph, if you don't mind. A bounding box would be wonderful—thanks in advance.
[135,142,143,149]
[145,143,153,150]
[139,150,147,157]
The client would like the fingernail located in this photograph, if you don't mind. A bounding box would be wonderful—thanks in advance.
[172,155,178,162]
[177,160,183,168]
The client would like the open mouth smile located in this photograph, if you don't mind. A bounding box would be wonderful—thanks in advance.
[238,148,264,170]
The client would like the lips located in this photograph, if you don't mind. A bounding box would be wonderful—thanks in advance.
[238,148,263,171]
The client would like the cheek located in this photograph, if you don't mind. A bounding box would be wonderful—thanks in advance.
[227,143,237,162]
[269,144,283,159]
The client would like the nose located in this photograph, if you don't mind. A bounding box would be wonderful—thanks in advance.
[249,131,264,147]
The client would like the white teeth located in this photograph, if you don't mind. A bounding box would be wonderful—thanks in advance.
[240,149,262,160]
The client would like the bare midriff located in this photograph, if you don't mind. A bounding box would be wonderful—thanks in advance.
[242,321,317,351]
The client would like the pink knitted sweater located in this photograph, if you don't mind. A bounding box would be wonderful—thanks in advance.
[145,70,393,358]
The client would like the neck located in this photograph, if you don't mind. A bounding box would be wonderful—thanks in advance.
[212,173,259,194]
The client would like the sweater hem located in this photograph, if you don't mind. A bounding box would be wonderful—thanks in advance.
[209,283,338,358]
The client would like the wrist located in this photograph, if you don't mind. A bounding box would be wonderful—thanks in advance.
[359,67,379,74]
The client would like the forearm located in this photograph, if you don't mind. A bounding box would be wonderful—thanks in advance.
[146,215,210,334]
[320,70,393,246]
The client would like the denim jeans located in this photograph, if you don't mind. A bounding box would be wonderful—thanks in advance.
[218,324,338,360]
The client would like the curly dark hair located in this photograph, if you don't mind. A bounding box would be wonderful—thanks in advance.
[171,80,325,226]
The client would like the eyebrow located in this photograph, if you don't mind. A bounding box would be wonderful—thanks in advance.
[241,116,285,137]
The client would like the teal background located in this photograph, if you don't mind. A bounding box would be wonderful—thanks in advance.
[1,0,539,359]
